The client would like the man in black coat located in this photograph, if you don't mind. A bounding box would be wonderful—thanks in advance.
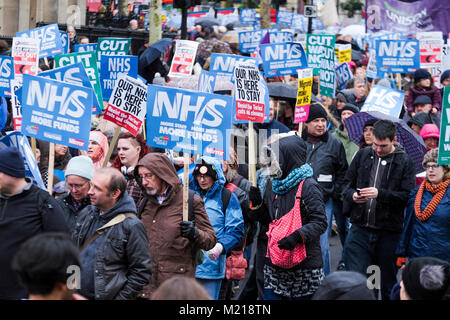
[73,167,151,300]
[301,103,348,276]
[342,120,416,300]
[0,147,68,299]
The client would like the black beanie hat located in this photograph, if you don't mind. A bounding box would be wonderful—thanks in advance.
[306,103,328,123]
[440,70,450,84]
[193,159,218,180]
[408,112,432,128]
[402,257,450,300]
[0,147,26,178]
[414,69,432,83]
[340,103,359,115]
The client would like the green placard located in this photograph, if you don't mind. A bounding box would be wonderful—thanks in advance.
[306,34,335,69]
[319,35,336,98]
[96,38,131,62]
[54,51,103,110]
[438,86,450,165]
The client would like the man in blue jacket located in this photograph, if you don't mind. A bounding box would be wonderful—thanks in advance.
[190,156,245,300]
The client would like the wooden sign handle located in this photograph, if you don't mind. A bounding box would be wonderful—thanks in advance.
[47,142,55,195]
[102,126,121,168]
[182,152,190,221]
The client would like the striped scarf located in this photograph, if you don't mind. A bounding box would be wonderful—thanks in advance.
[272,164,313,194]
[414,179,450,222]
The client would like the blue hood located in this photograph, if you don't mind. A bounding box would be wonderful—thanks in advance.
[190,156,226,194]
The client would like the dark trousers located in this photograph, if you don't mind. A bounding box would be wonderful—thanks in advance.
[344,224,401,300]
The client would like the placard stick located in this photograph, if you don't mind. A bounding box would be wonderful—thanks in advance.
[182,152,190,221]
[103,125,121,167]
[47,142,55,195]
[298,122,303,134]
[31,138,37,160]
[248,121,257,187]
[142,118,147,141]
[396,73,402,90]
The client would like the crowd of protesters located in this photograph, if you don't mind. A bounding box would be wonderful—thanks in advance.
[0,19,449,302]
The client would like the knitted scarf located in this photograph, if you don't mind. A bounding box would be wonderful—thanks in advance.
[272,164,313,194]
[414,179,450,222]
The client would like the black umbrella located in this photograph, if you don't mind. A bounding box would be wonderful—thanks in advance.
[267,82,320,102]
[139,38,172,73]
[194,16,220,30]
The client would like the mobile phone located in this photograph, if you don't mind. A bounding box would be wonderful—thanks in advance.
[356,188,361,195]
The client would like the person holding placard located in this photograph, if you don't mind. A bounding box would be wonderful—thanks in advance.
[134,153,217,299]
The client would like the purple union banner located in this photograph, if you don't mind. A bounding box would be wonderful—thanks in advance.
[366,0,450,37]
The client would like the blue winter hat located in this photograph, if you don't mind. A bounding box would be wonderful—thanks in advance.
[0,147,25,178]
[440,70,450,84]
[65,156,94,181]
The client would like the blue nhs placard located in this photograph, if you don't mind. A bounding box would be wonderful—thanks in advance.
[375,39,420,74]
[21,74,93,150]
[39,62,102,114]
[260,42,308,77]
[361,85,405,118]
[16,24,64,58]
[100,55,138,101]
[146,85,232,159]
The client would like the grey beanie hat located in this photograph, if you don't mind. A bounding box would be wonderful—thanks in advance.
[65,155,94,180]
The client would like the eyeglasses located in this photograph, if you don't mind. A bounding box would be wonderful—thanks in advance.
[424,164,439,170]
[66,180,90,191]
[139,173,155,181]
[197,174,210,180]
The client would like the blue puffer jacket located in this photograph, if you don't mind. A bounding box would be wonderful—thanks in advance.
[396,185,450,262]
[190,156,245,279]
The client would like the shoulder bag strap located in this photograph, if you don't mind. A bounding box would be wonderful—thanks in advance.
[80,213,134,251]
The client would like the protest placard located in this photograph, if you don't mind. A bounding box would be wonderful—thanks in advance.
[0,131,45,189]
[55,51,103,110]
[100,55,138,101]
[336,62,353,91]
[198,70,217,93]
[306,34,335,69]
[20,74,93,150]
[238,29,293,54]
[74,43,97,53]
[234,61,266,123]
[419,37,443,69]
[319,35,336,98]
[16,24,63,58]
[294,68,313,124]
[147,85,232,159]
[438,86,450,165]
[291,14,306,31]
[59,31,69,54]
[168,40,199,78]
[11,79,22,131]
[361,85,405,118]
[260,42,308,77]
[336,44,352,64]
[240,8,257,25]
[210,53,258,79]
[39,62,102,114]
[375,39,420,74]
[277,10,294,26]
[96,38,131,62]
[0,55,14,97]
[12,37,39,77]
[103,74,147,137]
[366,49,380,79]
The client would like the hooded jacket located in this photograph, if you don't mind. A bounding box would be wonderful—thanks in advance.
[135,153,217,297]
[73,192,151,300]
[190,156,245,279]
[248,135,328,270]
[342,145,416,233]
[57,192,90,233]
[396,185,450,262]
[301,128,348,202]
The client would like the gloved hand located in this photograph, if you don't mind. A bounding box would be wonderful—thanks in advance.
[207,242,224,260]
[249,186,263,209]
[180,221,199,242]
[396,257,406,268]
[277,230,303,251]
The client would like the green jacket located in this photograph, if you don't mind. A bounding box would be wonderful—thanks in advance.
[332,128,359,166]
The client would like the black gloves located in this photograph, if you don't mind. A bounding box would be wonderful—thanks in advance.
[249,186,263,209]
[180,221,199,241]
[277,230,303,251]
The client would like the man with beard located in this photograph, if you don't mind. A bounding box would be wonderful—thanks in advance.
[135,153,217,298]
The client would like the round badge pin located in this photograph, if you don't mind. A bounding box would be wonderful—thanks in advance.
[199,166,208,174]
[381,160,387,166]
